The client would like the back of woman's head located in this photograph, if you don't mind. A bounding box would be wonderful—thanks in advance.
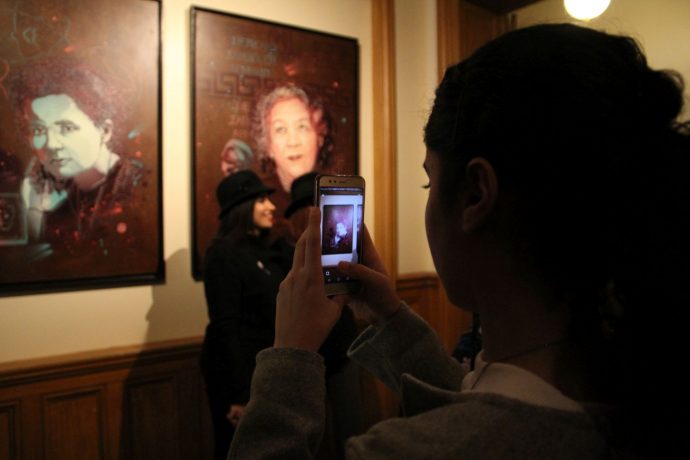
[426,23,690,455]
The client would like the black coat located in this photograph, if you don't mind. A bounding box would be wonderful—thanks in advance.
[201,236,290,405]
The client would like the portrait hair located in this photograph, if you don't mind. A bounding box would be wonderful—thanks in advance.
[252,84,335,174]
[8,57,121,147]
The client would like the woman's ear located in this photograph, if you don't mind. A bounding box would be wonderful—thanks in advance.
[461,157,498,233]
[99,119,113,145]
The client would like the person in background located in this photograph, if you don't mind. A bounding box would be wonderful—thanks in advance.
[284,171,362,460]
[451,314,482,374]
[228,23,690,458]
[200,170,289,460]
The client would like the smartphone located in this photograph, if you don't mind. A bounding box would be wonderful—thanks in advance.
[314,174,365,296]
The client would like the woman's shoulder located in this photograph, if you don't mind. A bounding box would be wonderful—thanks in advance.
[348,393,610,459]
[204,237,255,267]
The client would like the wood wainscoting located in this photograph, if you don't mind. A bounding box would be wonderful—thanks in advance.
[0,338,213,460]
[0,273,467,460]
[397,273,471,354]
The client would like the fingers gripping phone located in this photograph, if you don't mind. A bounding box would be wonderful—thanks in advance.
[314,174,365,296]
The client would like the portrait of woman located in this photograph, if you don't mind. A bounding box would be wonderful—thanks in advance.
[2,55,159,285]
[254,84,334,193]
[191,9,358,278]
[252,84,334,218]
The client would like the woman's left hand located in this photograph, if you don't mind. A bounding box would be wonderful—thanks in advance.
[274,207,347,352]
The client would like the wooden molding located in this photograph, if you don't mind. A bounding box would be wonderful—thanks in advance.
[437,0,462,80]
[0,336,203,388]
[437,0,517,78]
[372,0,398,278]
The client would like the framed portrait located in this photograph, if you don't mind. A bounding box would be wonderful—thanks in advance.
[191,7,359,279]
[0,0,164,295]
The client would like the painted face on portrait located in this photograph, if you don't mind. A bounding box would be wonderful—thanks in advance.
[336,222,347,237]
[29,94,112,180]
[267,97,320,190]
[220,139,253,176]
[252,195,276,229]
[221,147,242,176]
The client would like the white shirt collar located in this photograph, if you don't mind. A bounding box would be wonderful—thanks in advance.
[460,351,585,413]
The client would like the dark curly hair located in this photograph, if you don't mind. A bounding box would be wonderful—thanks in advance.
[425,23,690,456]
[8,57,122,151]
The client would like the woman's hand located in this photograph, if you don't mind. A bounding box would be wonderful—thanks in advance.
[338,225,401,324]
[227,404,245,427]
[274,207,347,352]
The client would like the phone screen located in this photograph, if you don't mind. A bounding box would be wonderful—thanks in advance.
[318,182,364,290]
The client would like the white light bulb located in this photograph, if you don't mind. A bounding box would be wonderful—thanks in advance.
[564,0,611,20]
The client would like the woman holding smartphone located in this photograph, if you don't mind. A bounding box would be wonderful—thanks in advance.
[229,24,690,458]
[200,170,289,460]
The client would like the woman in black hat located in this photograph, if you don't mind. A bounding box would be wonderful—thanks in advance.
[200,170,289,460]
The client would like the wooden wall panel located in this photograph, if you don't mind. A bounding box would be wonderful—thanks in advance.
[20,396,42,460]
[372,0,398,276]
[0,274,452,458]
[124,378,179,460]
[397,273,472,353]
[0,403,18,460]
[44,389,104,460]
[0,338,211,460]
[437,0,516,78]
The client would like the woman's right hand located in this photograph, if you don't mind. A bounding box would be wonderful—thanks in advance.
[227,404,245,427]
[337,226,401,324]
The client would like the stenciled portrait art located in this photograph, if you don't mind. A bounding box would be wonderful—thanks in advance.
[192,8,358,278]
[0,0,162,293]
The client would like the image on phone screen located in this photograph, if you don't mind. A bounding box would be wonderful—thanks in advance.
[318,185,364,287]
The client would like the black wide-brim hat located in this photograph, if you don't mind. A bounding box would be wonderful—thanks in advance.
[285,171,318,218]
[216,170,274,219]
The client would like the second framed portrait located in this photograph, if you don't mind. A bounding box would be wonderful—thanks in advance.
[191,7,359,279]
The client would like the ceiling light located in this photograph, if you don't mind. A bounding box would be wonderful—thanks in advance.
[564,0,611,21]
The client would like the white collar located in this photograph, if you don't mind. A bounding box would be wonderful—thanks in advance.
[460,351,585,413]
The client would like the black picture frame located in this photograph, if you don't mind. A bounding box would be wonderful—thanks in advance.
[191,6,359,280]
[0,0,164,295]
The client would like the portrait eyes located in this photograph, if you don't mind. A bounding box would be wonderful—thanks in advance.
[297,121,312,132]
[30,122,80,137]
[422,183,430,189]
[271,120,312,136]
[31,125,47,137]
[58,122,80,135]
